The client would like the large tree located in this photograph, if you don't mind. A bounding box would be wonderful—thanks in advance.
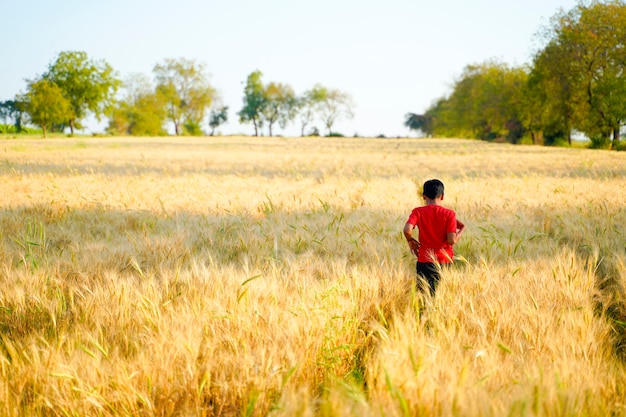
[238,70,266,136]
[566,1,626,147]
[262,82,297,136]
[528,40,581,145]
[535,0,626,148]
[153,58,215,135]
[425,61,528,142]
[23,79,73,138]
[43,51,120,135]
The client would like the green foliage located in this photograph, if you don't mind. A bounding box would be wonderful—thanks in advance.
[404,113,433,137]
[530,1,626,148]
[553,1,626,147]
[23,79,73,138]
[13,221,48,270]
[0,99,27,133]
[183,120,203,136]
[262,82,297,136]
[208,106,228,136]
[297,88,322,136]
[588,134,613,149]
[0,125,40,135]
[0,124,16,134]
[426,61,528,142]
[107,73,167,136]
[312,84,355,136]
[153,58,215,136]
[44,51,120,135]
[421,1,626,150]
[238,70,266,136]
[128,94,167,136]
[527,43,577,147]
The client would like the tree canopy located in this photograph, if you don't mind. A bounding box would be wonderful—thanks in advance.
[238,70,267,137]
[107,73,167,136]
[0,99,26,133]
[43,51,120,135]
[208,106,228,136]
[23,79,73,138]
[8,1,626,148]
[5,51,355,138]
[262,82,298,137]
[404,113,433,137]
[153,58,215,135]
[314,85,355,136]
[414,0,626,150]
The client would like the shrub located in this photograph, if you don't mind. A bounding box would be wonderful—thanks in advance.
[588,135,612,149]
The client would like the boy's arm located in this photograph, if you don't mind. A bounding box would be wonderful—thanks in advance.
[447,219,466,245]
[456,220,466,237]
[403,222,420,256]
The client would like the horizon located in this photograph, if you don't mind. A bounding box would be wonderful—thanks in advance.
[1,0,578,137]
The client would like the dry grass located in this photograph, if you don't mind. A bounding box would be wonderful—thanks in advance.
[0,136,625,416]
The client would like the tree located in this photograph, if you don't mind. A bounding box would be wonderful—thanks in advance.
[404,113,433,137]
[262,82,297,136]
[567,1,626,147]
[536,0,626,148]
[528,40,580,145]
[297,86,325,136]
[153,58,215,136]
[425,61,528,142]
[238,70,266,136]
[0,99,26,133]
[422,97,456,138]
[208,106,228,136]
[107,73,166,136]
[44,51,120,135]
[23,79,73,138]
[314,84,355,135]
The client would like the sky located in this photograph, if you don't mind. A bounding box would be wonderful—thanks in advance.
[1,0,579,137]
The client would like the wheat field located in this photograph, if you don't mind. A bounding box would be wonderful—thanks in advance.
[0,136,625,416]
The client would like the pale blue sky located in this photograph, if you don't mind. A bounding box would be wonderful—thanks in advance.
[1,0,577,137]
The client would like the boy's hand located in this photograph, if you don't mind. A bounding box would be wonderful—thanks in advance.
[454,220,466,243]
[407,238,420,256]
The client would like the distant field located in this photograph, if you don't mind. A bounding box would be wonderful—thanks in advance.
[1,136,625,416]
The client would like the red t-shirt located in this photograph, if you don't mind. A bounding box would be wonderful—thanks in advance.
[406,205,457,263]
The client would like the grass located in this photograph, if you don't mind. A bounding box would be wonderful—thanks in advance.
[0,136,625,416]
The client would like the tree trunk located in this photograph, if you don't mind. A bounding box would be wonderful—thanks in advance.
[42,125,47,138]
[567,129,572,146]
[69,119,75,136]
[253,118,258,136]
[613,125,621,149]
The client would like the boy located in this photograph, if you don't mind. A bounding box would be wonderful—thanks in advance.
[403,179,465,296]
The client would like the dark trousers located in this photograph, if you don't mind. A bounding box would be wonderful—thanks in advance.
[416,262,447,297]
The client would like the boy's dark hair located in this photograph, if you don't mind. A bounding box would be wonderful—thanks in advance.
[423,179,444,199]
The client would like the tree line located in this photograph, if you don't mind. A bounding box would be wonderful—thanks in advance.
[0,54,355,138]
[406,0,626,150]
